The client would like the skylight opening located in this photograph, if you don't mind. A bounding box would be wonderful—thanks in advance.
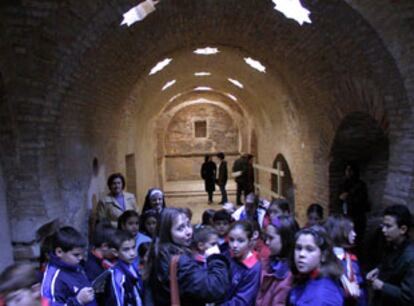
[194,86,213,91]
[244,57,266,73]
[228,78,244,89]
[149,58,172,75]
[226,93,238,101]
[120,0,160,27]
[161,80,176,91]
[193,47,219,55]
[272,0,312,25]
[194,72,211,77]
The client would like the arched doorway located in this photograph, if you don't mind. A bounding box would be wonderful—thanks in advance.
[329,112,389,214]
[271,154,295,213]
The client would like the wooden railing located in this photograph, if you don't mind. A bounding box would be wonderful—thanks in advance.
[253,162,285,199]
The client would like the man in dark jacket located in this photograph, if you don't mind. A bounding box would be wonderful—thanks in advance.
[201,155,217,204]
[367,204,414,306]
[216,152,228,204]
[232,154,249,206]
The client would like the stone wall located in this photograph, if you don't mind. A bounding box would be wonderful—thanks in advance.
[165,103,239,181]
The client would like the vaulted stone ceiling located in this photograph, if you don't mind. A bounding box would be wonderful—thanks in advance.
[0,0,413,246]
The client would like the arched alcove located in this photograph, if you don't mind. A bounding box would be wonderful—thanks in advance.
[329,112,389,214]
[271,154,295,213]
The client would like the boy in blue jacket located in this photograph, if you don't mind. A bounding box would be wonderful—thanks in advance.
[84,224,116,282]
[104,230,143,306]
[41,226,96,306]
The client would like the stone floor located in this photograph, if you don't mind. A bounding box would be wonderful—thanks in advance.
[164,180,237,223]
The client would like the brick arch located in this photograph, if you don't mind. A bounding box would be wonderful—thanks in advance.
[329,112,389,214]
[271,153,295,213]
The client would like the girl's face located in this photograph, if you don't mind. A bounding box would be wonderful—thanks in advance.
[124,216,139,236]
[294,234,322,274]
[171,213,193,247]
[145,216,158,237]
[268,204,283,220]
[265,225,282,256]
[348,223,356,245]
[307,212,322,226]
[150,193,164,212]
[228,227,251,260]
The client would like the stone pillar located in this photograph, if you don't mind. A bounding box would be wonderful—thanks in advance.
[0,164,14,271]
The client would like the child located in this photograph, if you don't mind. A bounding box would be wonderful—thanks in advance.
[288,226,344,306]
[145,207,230,306]
[232,193,266,228]
[366,204,414,306]
[141,188,166,215]
[213,209,232,253]
[41,226,96,306]
[0,263,49,306]
[192,226,219,266]
[256,216,298,306]
[263,199,290,227]
[139,209,160,239]
[201,209,216,227]
[118,210,152,263]
[218,221,261,306]
[85,224,116,282]
[105,230,143,306]
[305,203,324,227]
[137,242,151,271]
[324,216,368,306]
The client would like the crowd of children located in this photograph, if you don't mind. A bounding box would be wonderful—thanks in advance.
[1,184,413,306]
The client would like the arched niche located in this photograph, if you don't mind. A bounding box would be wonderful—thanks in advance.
[329,112,389,214]
[271,153,295,213]
[163,101,240,182]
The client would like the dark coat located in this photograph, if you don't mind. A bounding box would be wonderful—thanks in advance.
[372,240,414,306]
[217,160,228,186]
[41,254,97,306]
[201,160,217,192]
[288,276,344,306]
[218,252,261,306]
[149,251,231,306]
[104,260,143,306]
[232,157,249,187]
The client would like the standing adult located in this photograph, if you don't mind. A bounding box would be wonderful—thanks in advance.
[232,154,249,206]
[216,152,228,204]
[201,155,217,204]
[339,163,369,253]
[97,173,138,228]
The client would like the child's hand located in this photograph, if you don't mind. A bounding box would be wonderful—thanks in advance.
[205,245,220,257]
[76,287,95,305]
[366,268,379,281]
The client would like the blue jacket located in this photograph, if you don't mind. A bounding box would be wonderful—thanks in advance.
[218,252,261,306]
[288,276,344,306]
[41,254,97,306]
[104,260,143,306]
[84,251,105,282]
[149,249,231,306]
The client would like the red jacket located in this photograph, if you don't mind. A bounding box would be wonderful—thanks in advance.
[256,258,293,306]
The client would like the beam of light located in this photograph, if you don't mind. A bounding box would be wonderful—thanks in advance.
[226,93,238,101]
[193,47,219,55]
[120,0,160,27]
[194,72,211,77]
[228,78,244,88]
[244,57,266,73]
[161,79,176,91]
[272,0,312,25]
[194,86,213,91]
[149,58,172,75]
